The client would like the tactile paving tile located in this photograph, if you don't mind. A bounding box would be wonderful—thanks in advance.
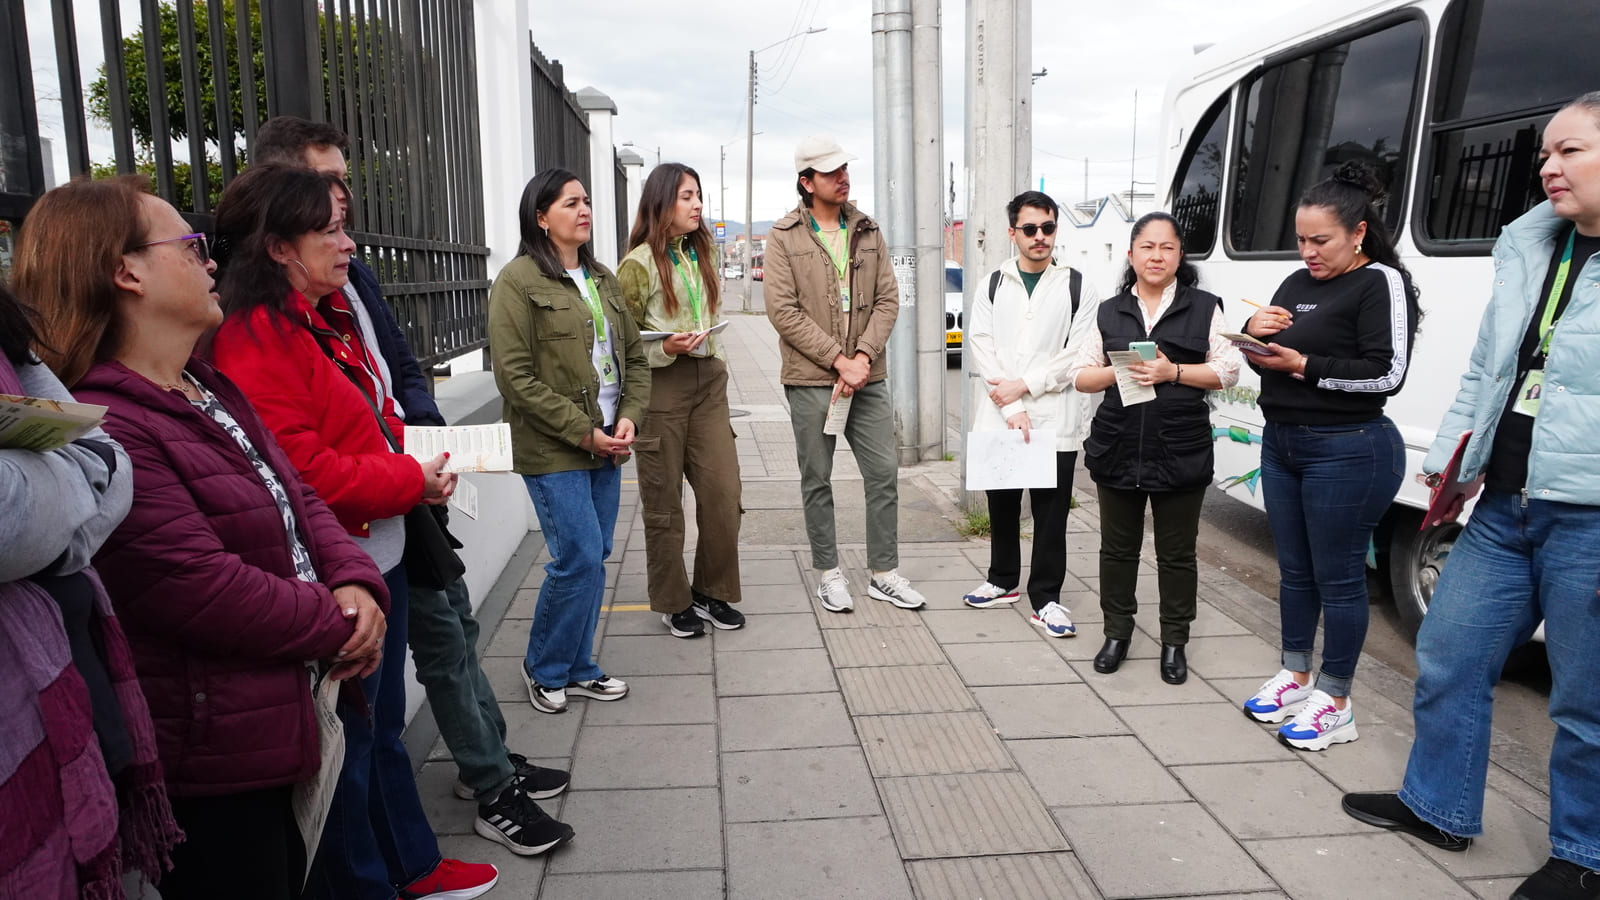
[802,567,931,628]
[906,853,1098,900]
[855,712,1011,777]
[823,626,946,667]
[879,772,1070,859]
[838,665,976,715]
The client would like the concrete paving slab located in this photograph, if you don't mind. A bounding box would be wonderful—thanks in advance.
[736,582,817,614]
[598,632,715,675]
[902,578,998,610]
[1119,703,1296,766]
[1056,802,1277,898]
[581,674,715,726]
[838,665,977,715]
[549,787,723,874]
[480,656,531,705]
[723,746,882,822]
[570,723,717,789]
[718,691,857,752]
[482,616,531,657]
[737,555,805,585]
[502,700,584,760]
[1071,658,1228,706]
[435,833,547,893]
[726,816,913,900]
[416,761,478,836]
[1298,718,1419,792]
[1009,735,1188,807]
[1048,620,1159,661]
[890,552,985,584]
[879,771,1068,858]
[1407,790,1549,879]
[538,870,724,900]
[1176,633,1286,680]
[856,712,1012,776]
[708,613,823,650]
[504,588,538,619]
[1171,762,1371,839]
[1246,833,1476,900]
[1467,876,1527,899]
[715,647,837,696]
[601,609,671,635]
[972,684,1127,739]
[822,625,947,667]
[943,640,1082,686]
[905,853,1099,900]
[923,607,1043,644]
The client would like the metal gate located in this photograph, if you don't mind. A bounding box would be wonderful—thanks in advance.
[529,39,590,187]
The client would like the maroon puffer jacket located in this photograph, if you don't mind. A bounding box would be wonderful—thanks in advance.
[75,358,389,797]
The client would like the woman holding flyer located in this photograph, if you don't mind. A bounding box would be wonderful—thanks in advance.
[1238,162,1419,752]
[618,163,744,639]
[1066,212,1241,684]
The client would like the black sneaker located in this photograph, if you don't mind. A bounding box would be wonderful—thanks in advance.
[1513,857,1600,900]
[474,787,574,856]
[509,752,569,800]
[692,593,745,630]
[1340,791,1472,852]
[663,607,706,638]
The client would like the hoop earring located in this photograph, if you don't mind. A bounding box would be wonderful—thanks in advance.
[283,258,312,289]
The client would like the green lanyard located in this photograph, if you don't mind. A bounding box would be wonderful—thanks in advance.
[577,269,607,343]
[810,212,850,285]
[669,246,705,329]
[1537,229,1578,357]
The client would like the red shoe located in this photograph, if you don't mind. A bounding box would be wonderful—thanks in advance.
[397,858,499,900]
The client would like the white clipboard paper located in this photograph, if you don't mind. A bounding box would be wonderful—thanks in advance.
[965,429,1059,491]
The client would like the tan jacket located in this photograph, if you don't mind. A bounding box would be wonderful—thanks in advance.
[763,202,899,386]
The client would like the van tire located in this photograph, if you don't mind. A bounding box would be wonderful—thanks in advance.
[1385,507,1462,638]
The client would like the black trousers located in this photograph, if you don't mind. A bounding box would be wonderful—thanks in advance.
[985,450,1078,612]
[160,785,304,900]
[1096,483,1206,645]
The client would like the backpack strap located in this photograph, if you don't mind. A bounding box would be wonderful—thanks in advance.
[987,269,1002,304]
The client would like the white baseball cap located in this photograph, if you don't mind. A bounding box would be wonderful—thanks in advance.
[795,135,856,174]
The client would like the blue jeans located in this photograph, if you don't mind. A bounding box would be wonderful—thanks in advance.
[1400,491,1600,869]
[523,465,620,688]
[1261,417,1403,697]
[308,565,441,900]
[409,576,514,801]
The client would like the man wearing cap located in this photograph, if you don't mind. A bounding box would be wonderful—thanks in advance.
[763,134,926,613]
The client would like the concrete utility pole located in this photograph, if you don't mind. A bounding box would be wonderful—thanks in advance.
[961,0,1032,504]
[873,0,918,467]
[743,50,757,311]
[912,0,945,462]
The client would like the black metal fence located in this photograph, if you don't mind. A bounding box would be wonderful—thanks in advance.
[530,40,591,187]
[0,0,488,370]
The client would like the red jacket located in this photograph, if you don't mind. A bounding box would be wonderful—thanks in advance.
[74,358,389,796]
[210,292,424,536]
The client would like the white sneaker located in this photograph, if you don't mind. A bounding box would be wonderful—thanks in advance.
[1029,601,1076,637]
[963,582,1021,608]
[816,568,854,613]
[1242,669,1313,723]
[1276,690,1358,751]
[868,570,927,609]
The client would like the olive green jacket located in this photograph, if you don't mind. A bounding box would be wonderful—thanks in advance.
[618,236,725,368]
[488,255,650,475]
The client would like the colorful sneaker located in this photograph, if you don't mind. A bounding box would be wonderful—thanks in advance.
[474,786,574,857]
[397,858,499,900]
[452,753,569,802]
[523,666,567,714]
[1277,690,1358,751]
[1243,669,1313,723]
[816,567,854,613]
[1029,601,1077,637]
[868,570,927,609]
[963,582,1021,608]
[692,593,746,630]
[663,606,707,638]
[567,674,628,700]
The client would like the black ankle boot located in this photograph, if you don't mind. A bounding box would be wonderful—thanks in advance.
[1093,637,1129,674]
[1160,643,1187,685]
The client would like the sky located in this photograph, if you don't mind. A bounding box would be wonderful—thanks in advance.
[531,0,1296,225]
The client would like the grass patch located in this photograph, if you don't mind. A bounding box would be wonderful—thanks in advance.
[957,508,992,538]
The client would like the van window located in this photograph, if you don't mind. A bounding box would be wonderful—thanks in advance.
[1229,19,1424,253]
[944,265,962,293]
[1171,94,1230,258]
[1421,0,1591,246]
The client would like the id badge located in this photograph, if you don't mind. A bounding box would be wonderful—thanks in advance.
[1511,370,1544,417]
[840,287,851,313]
[601,356,619,386]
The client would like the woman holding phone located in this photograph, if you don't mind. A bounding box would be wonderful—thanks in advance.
[1065,212,1241,684]
[617,163,744,639]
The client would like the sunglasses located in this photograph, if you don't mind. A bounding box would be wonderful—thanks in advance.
[1017,222,1058,237]
[137,232,211,265]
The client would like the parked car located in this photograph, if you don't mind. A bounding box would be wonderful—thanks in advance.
[723,264,743,280]
[944,260,962,364]
[752,265,764,281]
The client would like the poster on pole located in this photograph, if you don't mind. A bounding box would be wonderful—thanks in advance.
[892,254,917,308]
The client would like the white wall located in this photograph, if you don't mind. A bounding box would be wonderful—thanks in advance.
[474,1,537,275]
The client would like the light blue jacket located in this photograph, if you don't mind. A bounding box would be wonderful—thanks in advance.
[1424,201,1600,504]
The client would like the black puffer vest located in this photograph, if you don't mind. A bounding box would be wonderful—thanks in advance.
[1082,284,1221,491]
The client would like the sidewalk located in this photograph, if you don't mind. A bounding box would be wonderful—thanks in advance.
[416,314,1552,900]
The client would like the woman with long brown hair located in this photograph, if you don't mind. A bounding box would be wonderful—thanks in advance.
[618,163,744,638]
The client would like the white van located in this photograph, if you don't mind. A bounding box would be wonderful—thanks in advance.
[1155,0,1597,631]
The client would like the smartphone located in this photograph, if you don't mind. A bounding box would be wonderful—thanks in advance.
[1129,341,1157,361]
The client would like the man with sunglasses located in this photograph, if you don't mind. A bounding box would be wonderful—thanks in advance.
[961,191,1101,639]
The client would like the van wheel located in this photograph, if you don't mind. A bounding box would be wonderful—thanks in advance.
[1385,508,1462,637]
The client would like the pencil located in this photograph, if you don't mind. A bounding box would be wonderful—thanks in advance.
[1239,297,1263,309]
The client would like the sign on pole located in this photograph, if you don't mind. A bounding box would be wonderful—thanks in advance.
[714,222,727,243]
